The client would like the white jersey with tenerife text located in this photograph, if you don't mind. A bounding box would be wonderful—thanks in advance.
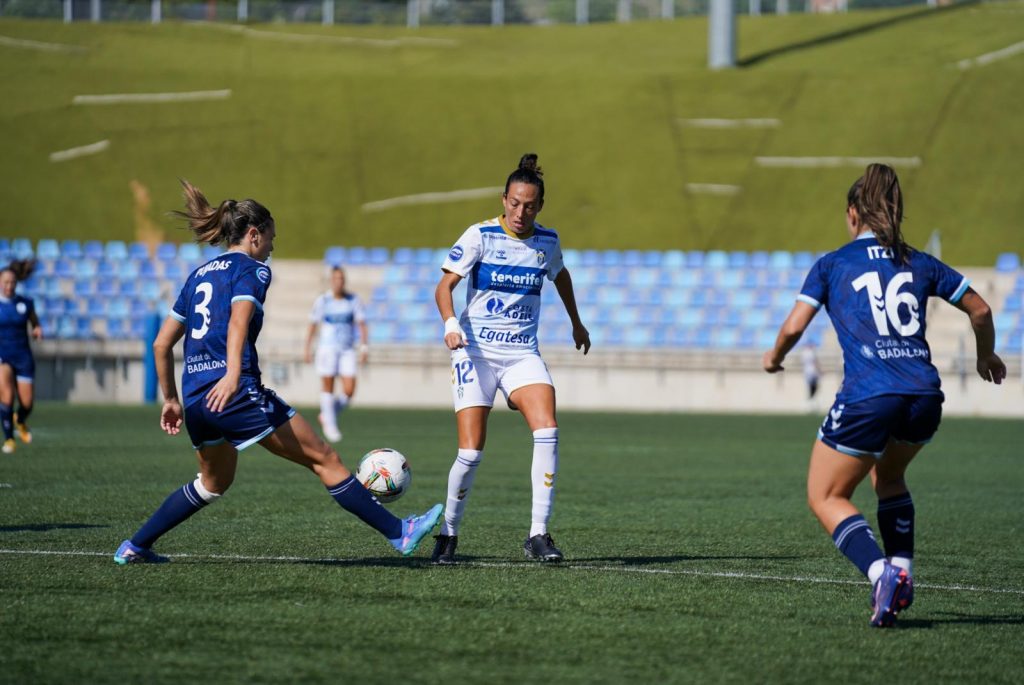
[442,216,563,361]
[309,292,365,351]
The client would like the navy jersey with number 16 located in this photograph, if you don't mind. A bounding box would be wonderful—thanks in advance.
[798,234,970,405]
[170,252,272,408]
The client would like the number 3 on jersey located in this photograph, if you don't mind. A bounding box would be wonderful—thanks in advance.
[851,271,920,336]
[191,282,213,339]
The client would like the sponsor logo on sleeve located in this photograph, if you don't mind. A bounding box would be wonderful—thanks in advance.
[256,267,271,284]
[449,245,464,262]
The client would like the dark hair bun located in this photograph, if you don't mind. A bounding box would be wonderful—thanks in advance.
[518,153,542,176]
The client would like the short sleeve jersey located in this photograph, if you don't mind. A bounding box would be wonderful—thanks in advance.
[441,217,564,360]
[798,234,970,404]
[170,251,272,407]
[310,292,365,350]
[0,294,34,357]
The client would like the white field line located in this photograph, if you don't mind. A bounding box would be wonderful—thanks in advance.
[956,39,1024,69]
[0,34,88,53]
[755,156,922,168]
[72,89,231,106]
[680,118,781,129]
[189,21,457,49]
[686,183,741,195]
[49,139,110,163]
[2,548,1022,596]
[362,187,503,213]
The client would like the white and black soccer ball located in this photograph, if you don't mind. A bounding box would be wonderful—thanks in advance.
[355,448,411,504]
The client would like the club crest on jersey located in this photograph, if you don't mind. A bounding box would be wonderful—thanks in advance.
[536,250,545,264]
[449,245,464,262]
[15,302,26,315]
[256,267,270,284]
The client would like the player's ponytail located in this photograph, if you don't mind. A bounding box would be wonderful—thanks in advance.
[1,258,36,282]
[504,153,545,201]
[174,179,273,246]
[853,163,910,264]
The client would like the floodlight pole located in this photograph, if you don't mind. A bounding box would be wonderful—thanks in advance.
[708,0,736,69]
[64,0,72,22]
[90,0,101,23]
[407,0,419,28]
[238,0,248,22]
[492,0,504,26]
[576,0,589,24]
[323,0,334,25]
[151,0,161,23]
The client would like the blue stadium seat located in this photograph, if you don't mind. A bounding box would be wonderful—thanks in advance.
[128,242,150,260]
[164,262,186,282]
[581,250,600,267]
[793,251,815,270]
[105,240,128,261]
[97,279,118,298]
[370,321,396,344]
[622,250,643,267]
[83,240,104,260]
[414,248,436,266]
[37,239,60,261]
[74,279,95,298]
[140,260,159,279]
[611,308,641,326]
[562,248,581,268]
[1016,275,1024,293]
[642,250,663,268]
[625,327,653,347]
[97,259,117,279]
[178,242,201,263]
[75,316,94,339]
[757,328,778,349]
[0,238,9,254]
[117,260,140,280]
[369,247,390,265]
[392,247,414,265]
[685,251,705,269]
[705,250,728,270]
[995,253,1020,273]
[201,244,221,261]
[662,250,685,269]
[719,271,743,290]
[1003,292,1021,312]
[728,252,749,269]
[155,243,177,262]
[346,246,369,265]
[141,280,162,301]
[12,238,34,259]
[742,308,770,329]
[61,239,83,260]
[324,246,346,266]
[741,270,760,289]
[627,268,657,288]
[74,259,98,279]
[769,251,794,270]
[749,251,770,269]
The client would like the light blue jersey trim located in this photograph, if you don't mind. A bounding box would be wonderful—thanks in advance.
[855,232,876,240]
[235,408,296,451]
[231,295,264,311]
[15,376,33,384]
[817,429,884,459]
[797,294,822,309]
[894,437,933,447]
[169,309,186,323]
[949,277,971,304]
[192,437,226,450]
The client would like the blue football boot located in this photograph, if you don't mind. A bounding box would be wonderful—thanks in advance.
[114,540,169,565]
[390,504,444,556]
[869,563,912,627]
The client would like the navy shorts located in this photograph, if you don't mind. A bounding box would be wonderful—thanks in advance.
[818,394,943,459]
[185,383,296,451]
[0,349,35,383]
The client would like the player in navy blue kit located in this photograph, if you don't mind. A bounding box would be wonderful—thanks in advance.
[114,181,442,564]
[0,260,42,454]
[763,164,1006,627]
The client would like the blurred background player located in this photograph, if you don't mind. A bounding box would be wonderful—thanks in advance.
[800,342,822,412]
[304,266,369,443]
[114,181,441,564]
[0,260,42,453]
[763,163,1006,627]
[432,153,590,565]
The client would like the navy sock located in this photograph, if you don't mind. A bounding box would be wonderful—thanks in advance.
[831,514,886,578]
[131,481,211,549]
[0,403,12,440]
[15,403,31,426]
[327,476,402,540]
[877,493,915,559]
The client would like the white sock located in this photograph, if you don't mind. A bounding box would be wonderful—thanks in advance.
[890,556,913,576]
[867,559,887,584]
[334,393,350,414]
[319,392,336,426]
[442,449,482,536]
[530,427,559,538]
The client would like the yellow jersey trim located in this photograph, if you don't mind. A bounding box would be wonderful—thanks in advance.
[498,215,534,241]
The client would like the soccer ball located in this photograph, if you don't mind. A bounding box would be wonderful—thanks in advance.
[355,448,411,504]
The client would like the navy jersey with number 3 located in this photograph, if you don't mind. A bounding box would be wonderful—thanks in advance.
[799,234,970,404]
[170,252,272,407]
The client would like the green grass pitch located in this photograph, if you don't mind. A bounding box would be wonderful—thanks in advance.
[1,404,1022,683]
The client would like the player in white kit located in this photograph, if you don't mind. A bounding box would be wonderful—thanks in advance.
[431,154,591,565]
[304,267,368,443]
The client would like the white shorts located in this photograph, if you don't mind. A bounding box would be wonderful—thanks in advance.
[450,348,553,412]
[315,347,357,378]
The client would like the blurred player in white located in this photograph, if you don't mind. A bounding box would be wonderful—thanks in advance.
[304,266,368,443]
[432,153,590,565]
[800,342,821,411]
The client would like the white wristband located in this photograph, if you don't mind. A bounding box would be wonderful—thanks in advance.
[444,317,467,345]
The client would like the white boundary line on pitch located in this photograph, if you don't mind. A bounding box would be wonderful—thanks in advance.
[755,156,922,168]
[2,548,1022,596]
[189,22,457,49]
[362,187,503,213]
[72,89,232,106]
[49,139,110,163]
[0,34,88,53]
[679,118,781,129]
[686,183,741,196]
[956,39,1024,69]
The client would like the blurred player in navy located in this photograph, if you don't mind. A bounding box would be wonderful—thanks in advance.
[763,164,1005,627]
[304,266,369,443]
[114,181,442,564]
[0,260,42,453]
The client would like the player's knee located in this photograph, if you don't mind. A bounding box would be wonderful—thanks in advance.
[196,474,229,500]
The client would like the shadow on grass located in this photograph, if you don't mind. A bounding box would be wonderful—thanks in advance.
[899,612,1024,628]
[738,0,978,67]
[0,523,108,533]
